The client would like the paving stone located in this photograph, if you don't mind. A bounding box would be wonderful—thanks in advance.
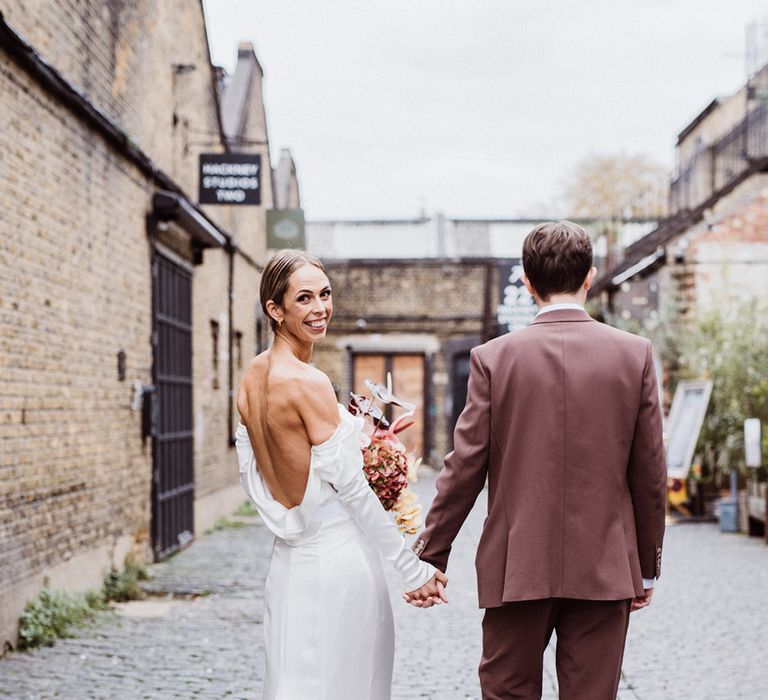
[1,472,767,699]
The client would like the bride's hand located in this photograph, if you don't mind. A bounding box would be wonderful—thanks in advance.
[403,571,448,608]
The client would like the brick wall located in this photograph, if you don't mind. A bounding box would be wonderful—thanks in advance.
[324,260,489,327]
[1,0,222,196]
[689,175,768,313]
[2,0,151,132]
[0,59,154,600]
[192,45,273,505]
[0,0,277,647]
[604,174,768,393]
[191,249,232,499]
[189,248,263,504]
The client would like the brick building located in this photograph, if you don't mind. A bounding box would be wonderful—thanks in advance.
[591,63,768,335]
[589,65,768,538]
[0,3,298,648]
[313,257,498,464]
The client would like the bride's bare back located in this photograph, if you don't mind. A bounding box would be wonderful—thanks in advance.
[236,349,338,508]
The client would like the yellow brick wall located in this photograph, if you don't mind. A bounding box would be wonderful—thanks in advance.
[0,62,154,588]
[313,260,494,463]
[0,0,273,646]
[2,0,223,195]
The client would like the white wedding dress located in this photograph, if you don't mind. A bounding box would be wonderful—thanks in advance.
[235,404,435,700]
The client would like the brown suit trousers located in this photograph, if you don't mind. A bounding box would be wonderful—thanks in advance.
[414,308,667,699]
[481,598,631,699]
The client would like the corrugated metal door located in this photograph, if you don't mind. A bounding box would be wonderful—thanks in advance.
[352,353,425,457]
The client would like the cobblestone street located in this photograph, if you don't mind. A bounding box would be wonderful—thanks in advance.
[1,471,767,699]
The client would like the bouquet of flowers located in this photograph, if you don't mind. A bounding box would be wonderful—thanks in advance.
[348,374,424,534]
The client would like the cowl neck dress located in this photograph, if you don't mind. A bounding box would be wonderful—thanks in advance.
[236,404,435,700]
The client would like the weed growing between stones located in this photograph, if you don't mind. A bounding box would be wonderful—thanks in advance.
[234,499,259,517]
[102,555,149,603]
[18,581,97,649]
[205,516,249,534]
[18,556,151,650]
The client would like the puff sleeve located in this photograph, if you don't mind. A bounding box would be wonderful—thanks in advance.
[312,406,436,591]
[235,422,323,542]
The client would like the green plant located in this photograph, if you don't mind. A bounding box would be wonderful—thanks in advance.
[18,584,95,649]
[84,589,109,610]
[205,516,248,534]
[602,310,644,337]
[101,555,149,603]
[233,499,259,517]
[17,556,149,650]
[673,297,768,477]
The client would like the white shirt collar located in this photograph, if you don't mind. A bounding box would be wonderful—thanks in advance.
[535,302,585,317]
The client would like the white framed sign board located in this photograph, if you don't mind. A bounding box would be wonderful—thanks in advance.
[744,418,762,468]
[665,380,713,479]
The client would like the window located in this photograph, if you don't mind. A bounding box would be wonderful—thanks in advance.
[235,330,243,369]
[210,320,220,389]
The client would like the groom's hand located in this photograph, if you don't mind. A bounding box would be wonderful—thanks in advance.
[402,571,449,608]
[630,587,653,612]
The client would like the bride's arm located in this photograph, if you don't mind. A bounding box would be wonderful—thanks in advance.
[296,375,437,592]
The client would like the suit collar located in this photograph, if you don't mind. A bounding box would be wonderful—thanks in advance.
[531,307,594,325]
[536,302,584,316]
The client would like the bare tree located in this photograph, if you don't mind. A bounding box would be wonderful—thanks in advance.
[562,152,670,266]
[562,152,669,220]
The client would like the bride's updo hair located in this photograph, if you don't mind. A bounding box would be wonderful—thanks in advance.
[260,249,327,331]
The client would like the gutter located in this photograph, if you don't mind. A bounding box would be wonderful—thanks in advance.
[0,11,230,248]
[0,10,269,271]
[3,10,264,448]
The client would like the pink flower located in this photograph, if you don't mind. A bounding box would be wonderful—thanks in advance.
[348,383,424,530]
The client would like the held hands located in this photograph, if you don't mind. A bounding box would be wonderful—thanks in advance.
[402,571,449,608]
[630,587,653,612]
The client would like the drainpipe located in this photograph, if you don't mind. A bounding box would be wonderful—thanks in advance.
[227,242,235,446]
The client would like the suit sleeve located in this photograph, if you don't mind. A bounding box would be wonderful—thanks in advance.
[628,341,667,580]
[413,347,491,572]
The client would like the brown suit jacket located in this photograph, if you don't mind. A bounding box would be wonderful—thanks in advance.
[414,308,667,608]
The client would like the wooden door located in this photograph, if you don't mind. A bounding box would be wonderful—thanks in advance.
[390,354,424,457]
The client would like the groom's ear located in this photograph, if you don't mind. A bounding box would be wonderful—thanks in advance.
[522,274,539,300]
[583,266,598,291]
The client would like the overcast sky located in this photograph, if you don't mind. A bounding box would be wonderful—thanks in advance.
[203,1,768,220]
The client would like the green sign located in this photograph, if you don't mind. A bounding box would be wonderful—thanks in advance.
[267,209,305,249]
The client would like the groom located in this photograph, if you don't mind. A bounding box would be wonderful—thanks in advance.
[407,221,667,699]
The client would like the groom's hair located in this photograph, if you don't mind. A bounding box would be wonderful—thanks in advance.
[522,221,593,301]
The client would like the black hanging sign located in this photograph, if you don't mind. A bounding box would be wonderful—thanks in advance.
[199,153,261,205]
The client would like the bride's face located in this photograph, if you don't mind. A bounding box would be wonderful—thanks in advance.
[278,264,333,342]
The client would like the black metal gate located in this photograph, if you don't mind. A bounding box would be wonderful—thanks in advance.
[151,250,194,560]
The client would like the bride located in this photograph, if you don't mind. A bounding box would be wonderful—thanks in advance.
[235,250,448,699]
